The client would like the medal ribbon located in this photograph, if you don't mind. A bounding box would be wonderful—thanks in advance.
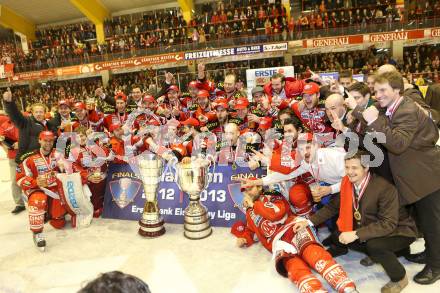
[352,172,371,212]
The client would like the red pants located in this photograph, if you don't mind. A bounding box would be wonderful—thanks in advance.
[283,244,356,293]
[28,191,66,233]
[88,180,105,211]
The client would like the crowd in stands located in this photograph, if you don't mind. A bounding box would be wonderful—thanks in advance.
[403,43,440,83]
[3,46,440,111]
[292,46,397,74]
[4,0,439,73]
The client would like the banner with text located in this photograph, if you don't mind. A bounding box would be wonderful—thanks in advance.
[10,53,184,82]
[102,163,266,227]
[184,45,264,60]
[245,66,295,99]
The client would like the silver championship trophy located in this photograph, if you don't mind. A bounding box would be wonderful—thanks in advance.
[138,154,165,238]
[176,160,213,240]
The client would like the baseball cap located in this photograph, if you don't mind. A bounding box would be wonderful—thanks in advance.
[74,102,86,110]
[197,90,210,98]
[258,117,273,130]
[147,118,161,126]
[109,123,122,132]
[302,82,320,95]
[39,131,55,141]
[115,93,127,102]
[58,99,70,108]
[167,85,180,93]
[188,80,199,89]
[251,86,264,96]
[297,132,314,143]
[181,117,200,127]
[143,95,156,103]
[234,97,250,110]
[213,98,228,110]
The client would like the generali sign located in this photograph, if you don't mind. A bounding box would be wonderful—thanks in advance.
[431,28,440,37]
[369,31,408,42]
[303,28,430,48]
[304,35,363,48]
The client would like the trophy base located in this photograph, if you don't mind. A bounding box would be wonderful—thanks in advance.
[183,225,212,240]
[138,218,166,238]
[183,202,212,240]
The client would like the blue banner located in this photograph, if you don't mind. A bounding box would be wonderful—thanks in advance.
[102,163,266,227]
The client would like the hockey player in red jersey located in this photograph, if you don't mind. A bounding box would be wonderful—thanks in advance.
[231,179,357,293]
[291,82,334,135]
[69,126,110,218]
[16,131,67,251]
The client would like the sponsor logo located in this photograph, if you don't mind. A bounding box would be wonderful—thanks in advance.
[184,48,236,60]
[369,31,408,42]
[315,260,328,273]
[66,181,79,209]
[236,45,262,54]
[432,29,440,37]
[255,69,278,77]
[312,37,349,47]
[263,43,288,52]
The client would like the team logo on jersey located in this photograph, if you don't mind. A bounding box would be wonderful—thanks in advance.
[260,219,277,238]
[109,177,141,209]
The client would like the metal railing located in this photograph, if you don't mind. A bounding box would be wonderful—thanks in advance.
[10,16,440,74]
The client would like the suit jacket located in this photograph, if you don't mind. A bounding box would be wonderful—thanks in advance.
[310,174,418,242]
[424,83,440,126]
[345,99,394,184]
[352,97,440,205]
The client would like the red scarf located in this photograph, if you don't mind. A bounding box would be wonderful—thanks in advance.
[336,176,355,232]
[337,174,370,232]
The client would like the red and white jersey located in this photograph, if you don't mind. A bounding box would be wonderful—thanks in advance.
[70,144,110,180]
[292,103,333,134]
[232,192,293,252]
[73,110,104,132]
[103,112,128,131]
[17,150,59,197]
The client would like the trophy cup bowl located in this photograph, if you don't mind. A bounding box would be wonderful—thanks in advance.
[176,160,212,240]
[138,154,165,238]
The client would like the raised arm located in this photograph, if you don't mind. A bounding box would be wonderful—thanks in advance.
[3,89,27,129]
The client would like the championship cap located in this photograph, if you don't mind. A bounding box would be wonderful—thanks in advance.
[181,117,200,127]
[74,102,86,110]
[234,97,250,110]
[39,131,55,141]
[302,82,320,95]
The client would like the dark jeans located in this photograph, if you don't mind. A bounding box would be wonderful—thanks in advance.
[331,231,415,282]
[415,188,440,270]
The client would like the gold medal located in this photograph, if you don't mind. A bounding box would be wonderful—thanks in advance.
[232,162,237,170]
[354,211,362,221]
